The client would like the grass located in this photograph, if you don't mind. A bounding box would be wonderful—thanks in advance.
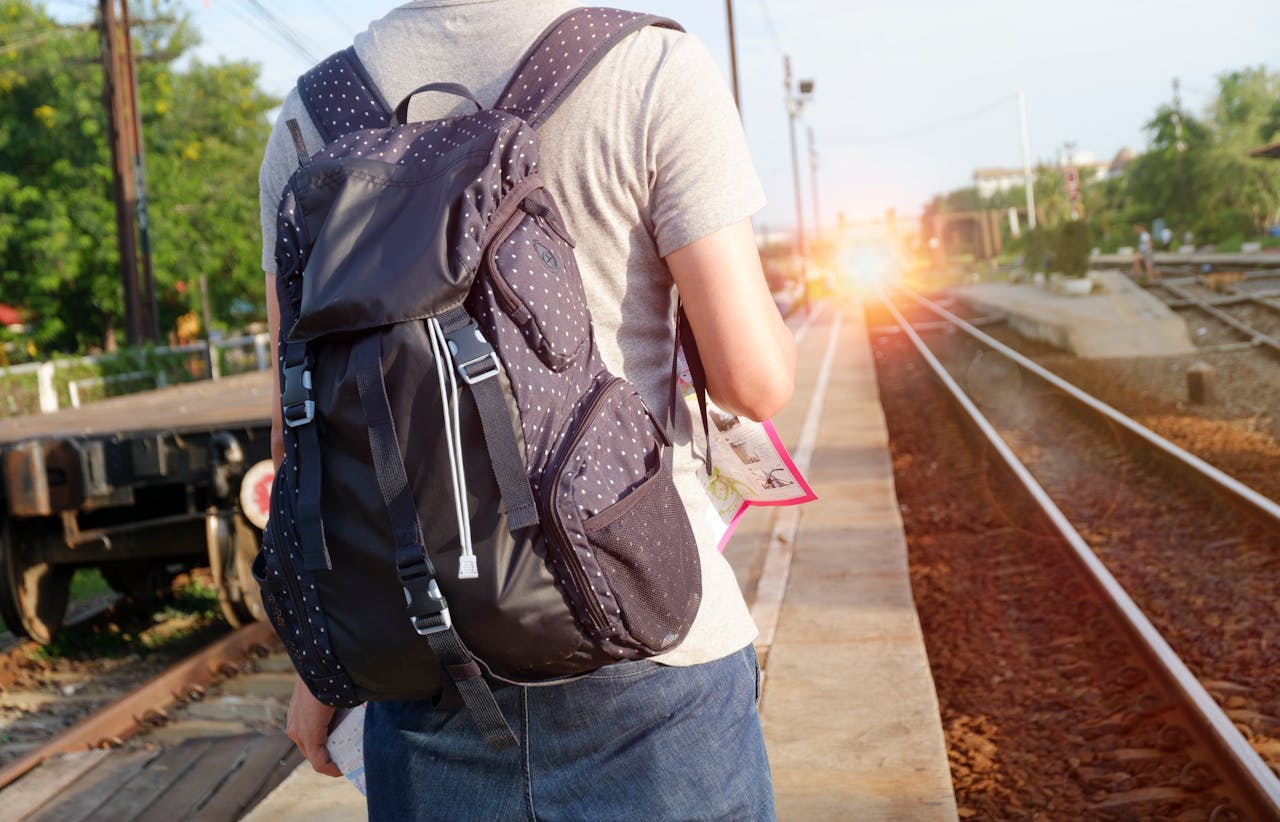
[14,571,229,661]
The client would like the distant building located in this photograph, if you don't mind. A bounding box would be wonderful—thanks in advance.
[972,167,1032,199]
[972,150,1129,197]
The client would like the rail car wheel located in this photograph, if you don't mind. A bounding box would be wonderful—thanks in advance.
[207,511,263,627]
[0,516,71,644]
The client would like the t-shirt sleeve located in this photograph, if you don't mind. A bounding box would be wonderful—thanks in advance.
[645,34,766,258]
[259,90,323,274]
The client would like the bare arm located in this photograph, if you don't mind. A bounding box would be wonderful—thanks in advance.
[666,219,796,421]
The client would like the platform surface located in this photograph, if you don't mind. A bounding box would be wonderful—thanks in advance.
[954,270,1196,358]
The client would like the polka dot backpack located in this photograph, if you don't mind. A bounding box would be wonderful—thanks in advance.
[259,8,705,750]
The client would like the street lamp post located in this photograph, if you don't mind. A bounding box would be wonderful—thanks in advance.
[784,57,814,311]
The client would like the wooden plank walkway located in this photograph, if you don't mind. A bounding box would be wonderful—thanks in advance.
[9,734,300,822]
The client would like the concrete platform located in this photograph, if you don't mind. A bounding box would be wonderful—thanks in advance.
[954,270,1196,358]
[1092,251,1280,269]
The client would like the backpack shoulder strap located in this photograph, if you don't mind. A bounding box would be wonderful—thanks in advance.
[494,7,684,129]
[297,47,393,143]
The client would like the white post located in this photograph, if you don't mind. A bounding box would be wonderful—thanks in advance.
[37,361,58,414]
[1018,89,1037,230]
[1008,207,1021,239]
[68,380,81,409]
[254,332,270,371]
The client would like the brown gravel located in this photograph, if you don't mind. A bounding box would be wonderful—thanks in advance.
[871,314,1271,820]
[972,318,1280,502]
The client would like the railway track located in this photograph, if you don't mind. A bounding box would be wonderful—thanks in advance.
[1148,273,1280,354]
[0,620,298,821]
[875,290,1280,818]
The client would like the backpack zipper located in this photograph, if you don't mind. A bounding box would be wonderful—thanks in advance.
[485,210,532,325]
[543,377,625,635]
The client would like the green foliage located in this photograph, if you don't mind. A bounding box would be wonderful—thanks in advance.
[1020,226,1050,272]
[1054,221,1091,277]
[926,64,1280,258]
[0,0,277,355]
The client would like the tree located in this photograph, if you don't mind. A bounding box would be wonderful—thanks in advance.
[0,0,277,354]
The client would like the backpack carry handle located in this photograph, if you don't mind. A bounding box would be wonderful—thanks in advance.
[393,82,484,125]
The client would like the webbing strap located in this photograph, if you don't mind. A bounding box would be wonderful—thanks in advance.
[352,336,429,575]
[425,629,518,751]
[283,342,331,571]
[438,307,540,531]
[494,8,684,129]
[352,334,517,752]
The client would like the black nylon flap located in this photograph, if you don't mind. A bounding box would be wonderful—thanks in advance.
[286,151,489,342]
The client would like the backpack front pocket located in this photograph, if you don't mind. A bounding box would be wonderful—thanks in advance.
[483,194,589,372]
[543,378,702,656]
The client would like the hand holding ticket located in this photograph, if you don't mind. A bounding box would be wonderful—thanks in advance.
[675,349,817,550]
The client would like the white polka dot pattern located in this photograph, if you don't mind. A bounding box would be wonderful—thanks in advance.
[494,8,682,128]
[262,11,700,701]
[297,49,391,142]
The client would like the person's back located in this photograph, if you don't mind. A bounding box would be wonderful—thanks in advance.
[260,3,795,818]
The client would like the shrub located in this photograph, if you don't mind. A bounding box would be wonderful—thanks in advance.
[1054,221,1092,277]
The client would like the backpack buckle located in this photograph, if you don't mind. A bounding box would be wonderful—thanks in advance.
[401,562,453,635]
[444,321,500,385]
[282,359,316,427]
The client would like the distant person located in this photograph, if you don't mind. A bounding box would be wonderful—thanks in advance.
[1160,226,1173,248]
[1132,224,1158,282]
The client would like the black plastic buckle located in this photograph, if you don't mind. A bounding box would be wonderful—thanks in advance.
[400,559,452,636]
[281,357,315,428]
[444,321,500,385]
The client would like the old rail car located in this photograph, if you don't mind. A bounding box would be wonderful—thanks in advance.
[0,371,276,642]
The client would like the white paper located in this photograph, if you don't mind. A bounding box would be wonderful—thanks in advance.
[325,703,367,796]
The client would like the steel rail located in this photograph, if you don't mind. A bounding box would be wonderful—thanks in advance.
[0,621,275,791]
[904,289,1280,523]
[1157,281,1280,355]
[883,292,1280,818]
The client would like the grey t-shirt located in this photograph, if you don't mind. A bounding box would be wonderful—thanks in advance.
[259,0,766,666]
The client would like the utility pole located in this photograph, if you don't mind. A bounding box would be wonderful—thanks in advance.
[99,0,143,346]
[119,0,159,343]
[783,56,810,310]
[1018,89,1037,230]
[724,0,741,117]
[807,125,820,242]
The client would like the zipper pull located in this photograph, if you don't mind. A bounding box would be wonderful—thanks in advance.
[521,197,576,247]
[458,554,478,580]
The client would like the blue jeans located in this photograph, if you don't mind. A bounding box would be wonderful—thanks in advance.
[364,645,775,821]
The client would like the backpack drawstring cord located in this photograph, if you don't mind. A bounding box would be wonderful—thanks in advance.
[428,317,479,579]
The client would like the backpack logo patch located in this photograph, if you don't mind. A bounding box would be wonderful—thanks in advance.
[535,242,559,272]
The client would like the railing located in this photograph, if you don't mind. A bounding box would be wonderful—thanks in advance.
[0,333,272,416]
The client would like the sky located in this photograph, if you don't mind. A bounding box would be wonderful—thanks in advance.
[53,0,1280,229]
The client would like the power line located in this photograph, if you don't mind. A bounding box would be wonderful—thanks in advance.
[829,93,1018,143]
[238,0,320,65]
[757,0,784,55]
[0,27,68,55]
[312,0,360,39]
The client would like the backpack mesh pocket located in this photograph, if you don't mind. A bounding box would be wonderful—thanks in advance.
[583,463,701,653]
